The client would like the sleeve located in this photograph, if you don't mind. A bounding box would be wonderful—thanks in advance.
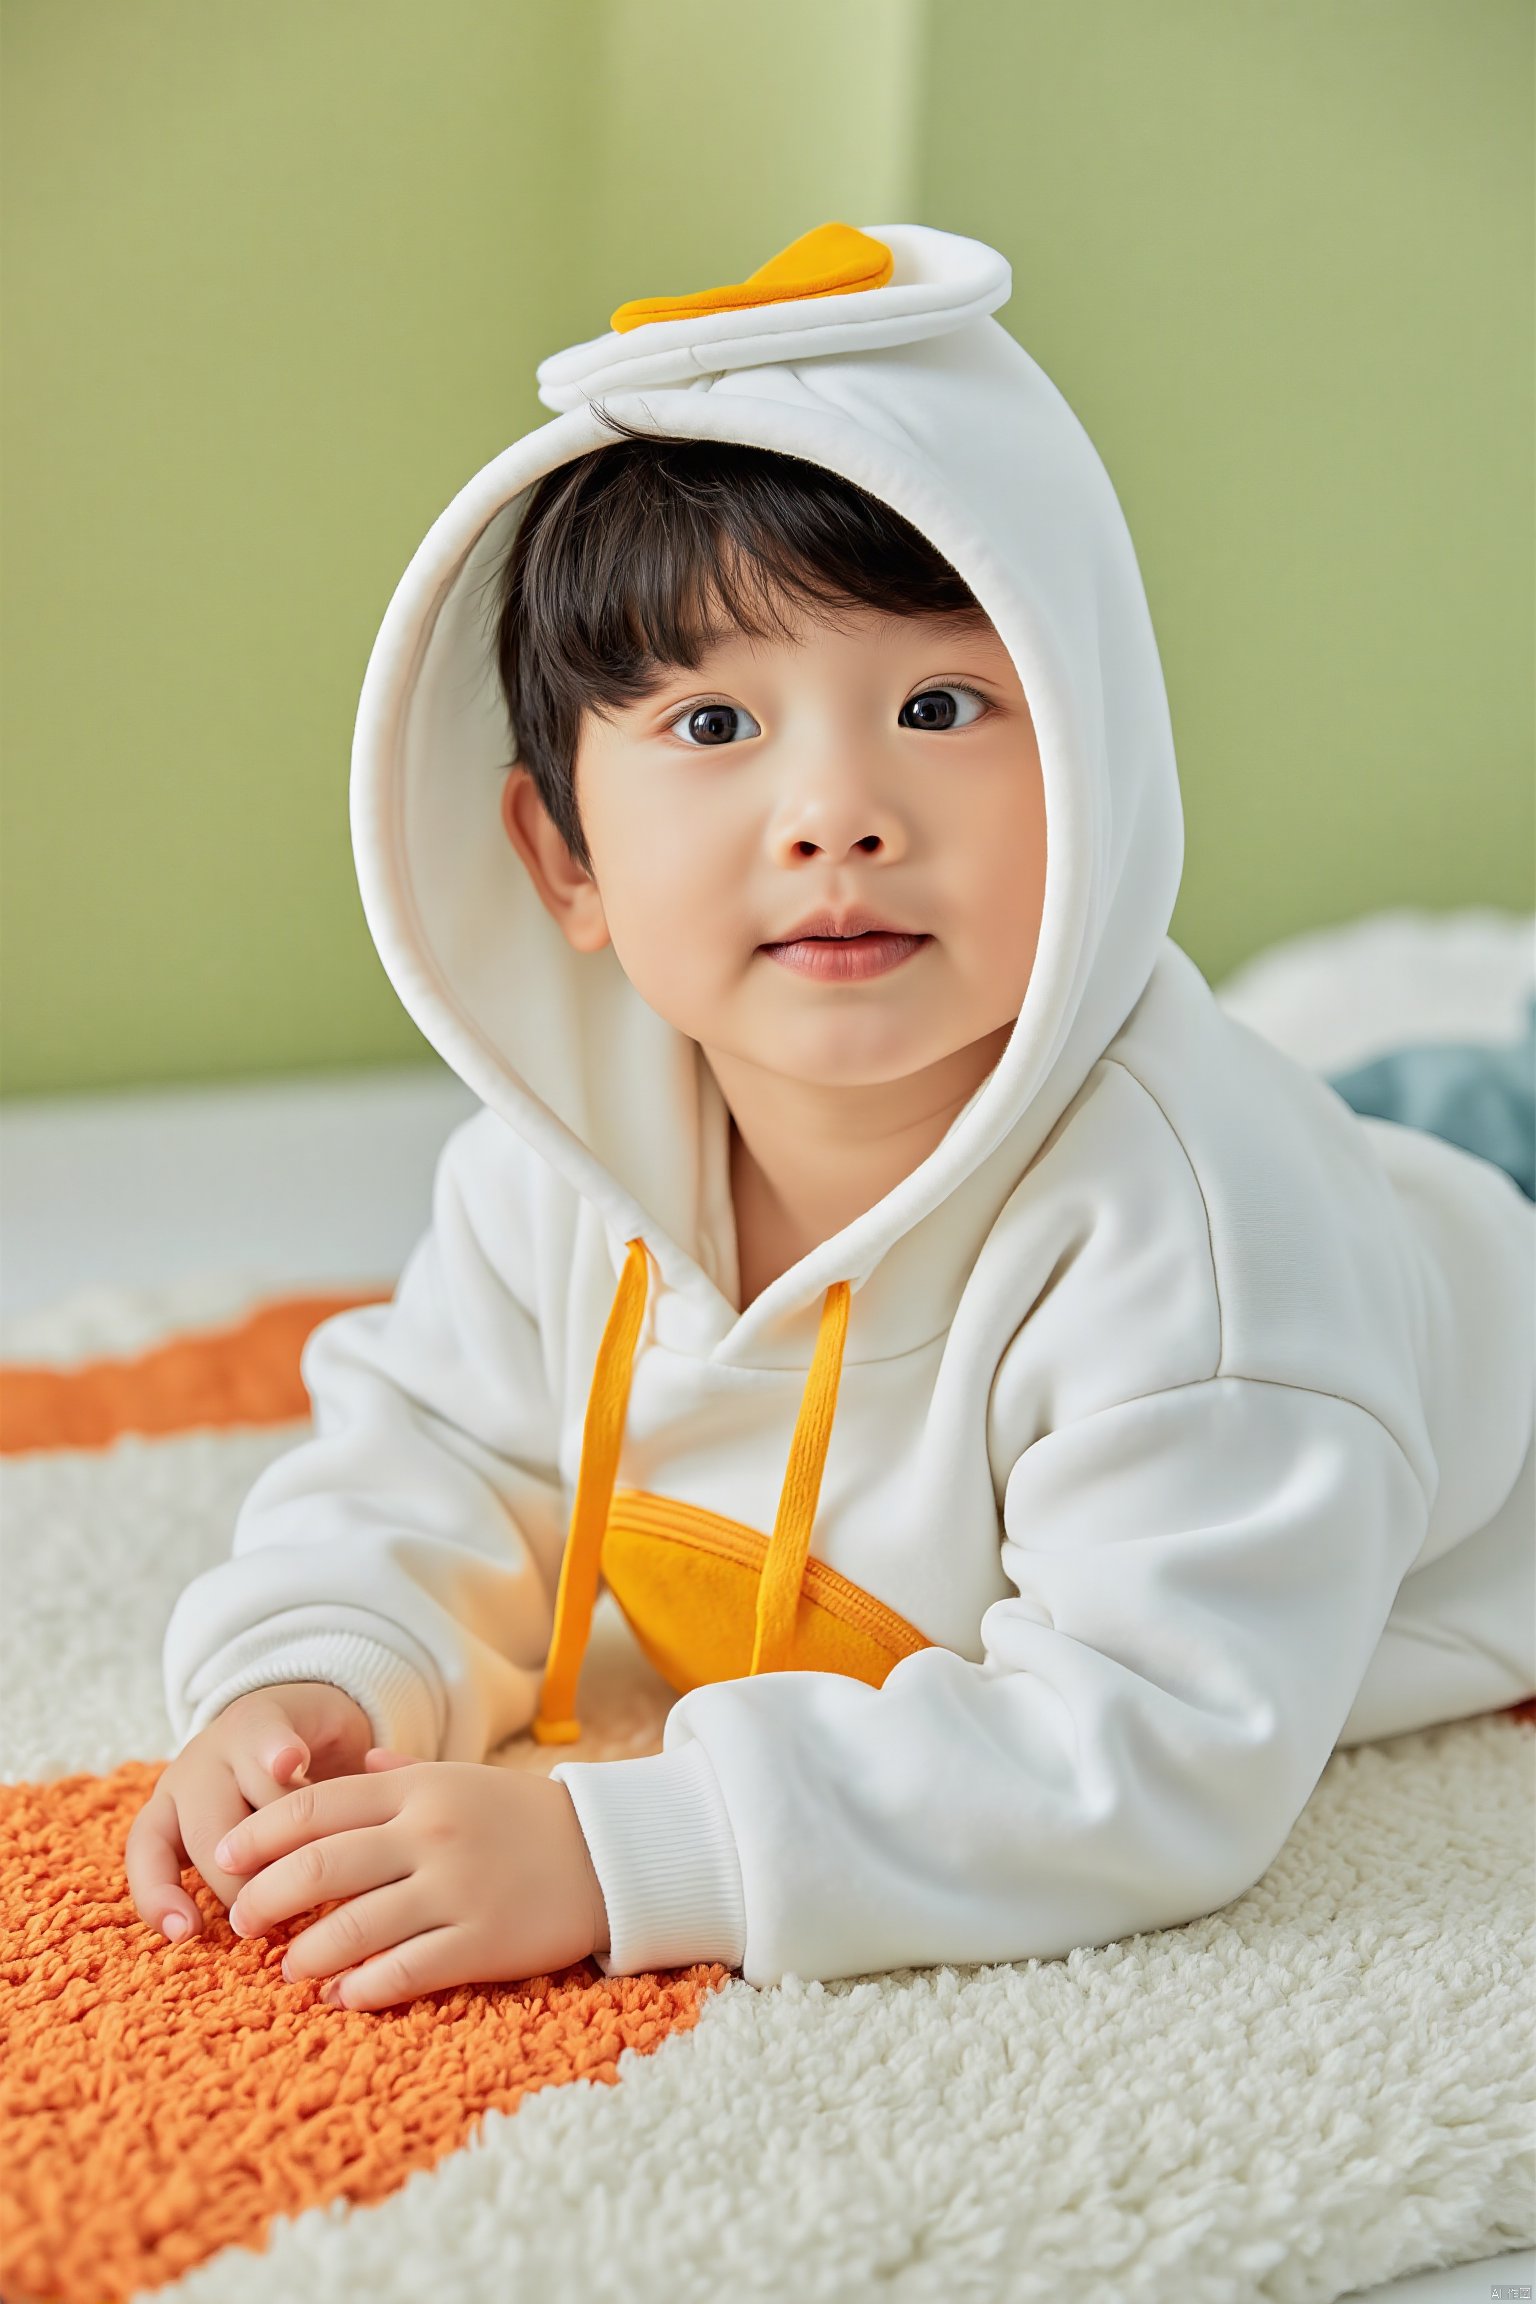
[551,1375,1430,1986]
[161,1111,570,1764]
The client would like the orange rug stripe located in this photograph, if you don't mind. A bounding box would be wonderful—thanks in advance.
[0,1761,727,2303]
[0,1291,390,1454]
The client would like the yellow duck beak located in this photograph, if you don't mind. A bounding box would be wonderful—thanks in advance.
[609,221,894,334]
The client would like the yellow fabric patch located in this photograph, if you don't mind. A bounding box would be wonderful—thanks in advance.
[601,1486,933,1696]
[609,221,894,335]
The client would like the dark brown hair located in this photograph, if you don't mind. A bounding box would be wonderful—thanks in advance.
[487,418,983,873]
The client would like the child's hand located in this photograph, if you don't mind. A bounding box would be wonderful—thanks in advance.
[212,1749,611,2008]
[125,1680,376,1944]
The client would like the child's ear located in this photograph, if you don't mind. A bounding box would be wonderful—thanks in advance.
[500,767,611,954]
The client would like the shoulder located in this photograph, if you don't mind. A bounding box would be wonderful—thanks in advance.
[429,1104,581,1287]
[988,947,1437,1477]
[1099,946,1432,1443]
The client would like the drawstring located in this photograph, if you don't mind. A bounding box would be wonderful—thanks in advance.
[748,1274,849,1673]
[531,1239,651,1745]
[532,1235,852,1745]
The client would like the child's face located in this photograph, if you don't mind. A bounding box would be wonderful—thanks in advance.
[503,600,1046,1096]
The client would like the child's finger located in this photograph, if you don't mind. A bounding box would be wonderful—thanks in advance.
[124,1786,205,1942]
[227,1714,312,1808]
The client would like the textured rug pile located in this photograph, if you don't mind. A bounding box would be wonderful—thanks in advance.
[2,1269,1533,2304]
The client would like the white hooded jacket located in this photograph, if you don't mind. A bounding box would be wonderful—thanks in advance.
[162,224,1536,1987]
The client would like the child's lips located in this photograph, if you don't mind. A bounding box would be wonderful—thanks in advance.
[760,931,931,982]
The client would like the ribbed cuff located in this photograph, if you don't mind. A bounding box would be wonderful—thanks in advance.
[178,1631,441,1760]
[550,1737,747,1976]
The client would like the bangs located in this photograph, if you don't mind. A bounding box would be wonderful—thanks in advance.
[489,422,983,870]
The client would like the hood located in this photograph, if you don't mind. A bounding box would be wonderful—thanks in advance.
[349,222,1184,1324]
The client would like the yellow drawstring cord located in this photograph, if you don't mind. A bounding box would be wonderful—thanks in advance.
[532,1236,853,1743]
[531,1238,652,1744]
[748,1278,850,1675]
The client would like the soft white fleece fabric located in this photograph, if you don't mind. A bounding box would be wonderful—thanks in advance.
[157,226,1536,1988]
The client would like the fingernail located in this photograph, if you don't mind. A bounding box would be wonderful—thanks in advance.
[162,1915,189,1943]
[213,1841,232,1866]
[320,1980,345,2007]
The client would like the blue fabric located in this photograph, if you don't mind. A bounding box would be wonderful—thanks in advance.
[1328,994,1536,1201]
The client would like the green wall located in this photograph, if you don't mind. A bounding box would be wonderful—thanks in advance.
[2,0,1529,1094]
[922,0,1535,983]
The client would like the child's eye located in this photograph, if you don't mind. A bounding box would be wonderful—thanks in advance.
[669,701,762,747]
[898,685,988,731]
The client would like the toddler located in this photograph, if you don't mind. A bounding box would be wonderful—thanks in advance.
[126,223,1535,2002]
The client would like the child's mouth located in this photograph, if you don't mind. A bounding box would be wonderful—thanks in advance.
[760,931,931,982]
